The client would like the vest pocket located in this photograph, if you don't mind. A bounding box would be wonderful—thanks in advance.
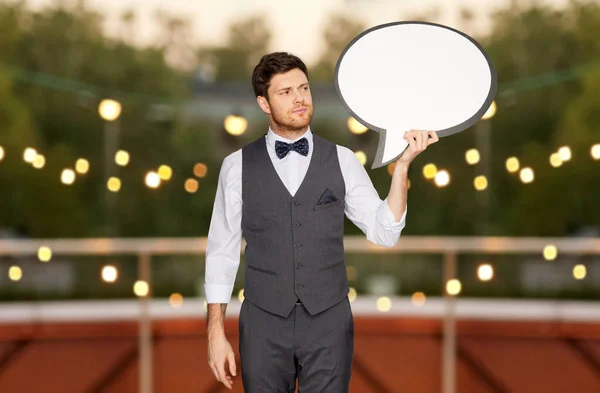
[247,263,277,275]
[318,260,344,271]
[314,199,341,211]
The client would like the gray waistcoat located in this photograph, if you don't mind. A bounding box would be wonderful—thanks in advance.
[241,133,348,318]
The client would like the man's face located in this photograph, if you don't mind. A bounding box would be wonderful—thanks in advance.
[259,68,313,132]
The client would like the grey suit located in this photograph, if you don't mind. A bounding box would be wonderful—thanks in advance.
[239,134,354,392]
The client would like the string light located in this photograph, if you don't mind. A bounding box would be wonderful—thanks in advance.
[193,163,208,178]
[145,171,160,188]
[98,99,122,121]
[107,177,121,192]
[75,158,89,174]
[591,144,600,160]
[543,244,558,261]
[354,151,367,166]
[573,264,586,280]
[33,154,45,169]
[61,169,76,185]
[347,116,368,134]
[481,100,497,120]
[224,114,247,135]
[38,246,52,262]
[184,178,199,193]
[519,167,534,183]
[23,147,37,163]
[506,157,520,173]
[557,146,571,161]
[446,279,462,295]
[101,265,118,282]
[348,287,357,303]
[133,280,149,297]
[115,150,130,166]
[465,148,480,165]
[158,165,173,181]
[549,153,563,168]
[170,293,184,307]
[477,264,494,281]
[376,296,392,312]
[434,170,450,187]
[411,292,426,306]
[423,163,437,179]
[8,266,22,281]
[474,175,488,191]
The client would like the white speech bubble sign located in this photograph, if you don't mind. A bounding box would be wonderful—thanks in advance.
[335,21,497,169]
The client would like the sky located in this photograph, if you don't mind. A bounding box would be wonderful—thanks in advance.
[15,0,568,65]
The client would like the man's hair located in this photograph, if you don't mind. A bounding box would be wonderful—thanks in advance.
[252,52,309,100]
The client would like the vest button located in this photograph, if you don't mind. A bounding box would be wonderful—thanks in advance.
[296,264,302,269]
[294,222,300,227]
[296,284,304,289]
[295,243,301,248]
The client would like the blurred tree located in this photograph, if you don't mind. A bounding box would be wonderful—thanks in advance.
[309,13,366,82]
[197,15,272,82]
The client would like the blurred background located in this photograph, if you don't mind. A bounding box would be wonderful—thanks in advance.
[0,0,599,392]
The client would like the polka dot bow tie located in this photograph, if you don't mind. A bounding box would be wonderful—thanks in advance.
[275,137,309,159]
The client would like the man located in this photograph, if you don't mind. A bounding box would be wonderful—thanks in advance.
[205,52,438,392]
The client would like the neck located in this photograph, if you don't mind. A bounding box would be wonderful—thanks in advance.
[270,123,308,141]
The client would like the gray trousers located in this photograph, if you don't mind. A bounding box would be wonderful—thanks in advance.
[239,297,354,392]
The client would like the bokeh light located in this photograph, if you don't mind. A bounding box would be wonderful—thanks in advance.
[434,170,450,187]
[133,280,149,297]
[446,279,462,295]
[354,151,367,166]
[98,99,122,121]
[170,293,184,307]
[101,265,118,283]
[376,296,392,312]
[75,158,89,174]
[411,292,426,306]
[543,244,558,261]
[506,157,520,173]
[465,148,480,165]
[158,165,173,181]
[115,150,130,166]
[347,116,368,134]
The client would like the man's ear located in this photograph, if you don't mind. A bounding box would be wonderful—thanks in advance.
[257,96,271,115]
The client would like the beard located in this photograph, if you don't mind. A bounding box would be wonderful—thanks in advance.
[270,103,313,132]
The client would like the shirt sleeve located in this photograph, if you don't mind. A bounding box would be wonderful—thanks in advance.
[338,145,407,247]
[204,151,243,304]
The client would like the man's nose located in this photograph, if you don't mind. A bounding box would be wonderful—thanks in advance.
[293,89,304,103]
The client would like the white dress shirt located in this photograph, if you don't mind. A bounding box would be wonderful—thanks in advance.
[204,126,407,303]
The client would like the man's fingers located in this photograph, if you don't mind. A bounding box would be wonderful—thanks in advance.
[209,362,220,382]
[427,130,439,145]
[217,361,232,389]
[227,351,237,377]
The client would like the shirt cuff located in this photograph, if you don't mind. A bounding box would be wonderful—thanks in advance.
[204,283,234,304]
[379,197,407,228]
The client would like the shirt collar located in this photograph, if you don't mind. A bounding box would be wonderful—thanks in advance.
[266,126,312,150]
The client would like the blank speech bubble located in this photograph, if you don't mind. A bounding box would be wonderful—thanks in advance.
[335,21,497,169]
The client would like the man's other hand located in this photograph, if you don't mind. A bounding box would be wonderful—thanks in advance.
[208,334,237,389]
[396,129,439,166]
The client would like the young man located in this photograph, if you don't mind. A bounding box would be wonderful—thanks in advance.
[205,52,438,392]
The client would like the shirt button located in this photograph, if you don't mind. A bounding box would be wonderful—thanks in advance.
[296,264,302,269]
[294,222,300,227]
[296,284,303,289]
[295,243,301,248]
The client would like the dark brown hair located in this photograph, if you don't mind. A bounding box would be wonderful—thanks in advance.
[252,52,309,100]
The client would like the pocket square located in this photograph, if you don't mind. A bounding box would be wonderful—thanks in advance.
[317,188,338,205]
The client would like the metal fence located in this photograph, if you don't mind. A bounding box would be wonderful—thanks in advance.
[1,235,599,393]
